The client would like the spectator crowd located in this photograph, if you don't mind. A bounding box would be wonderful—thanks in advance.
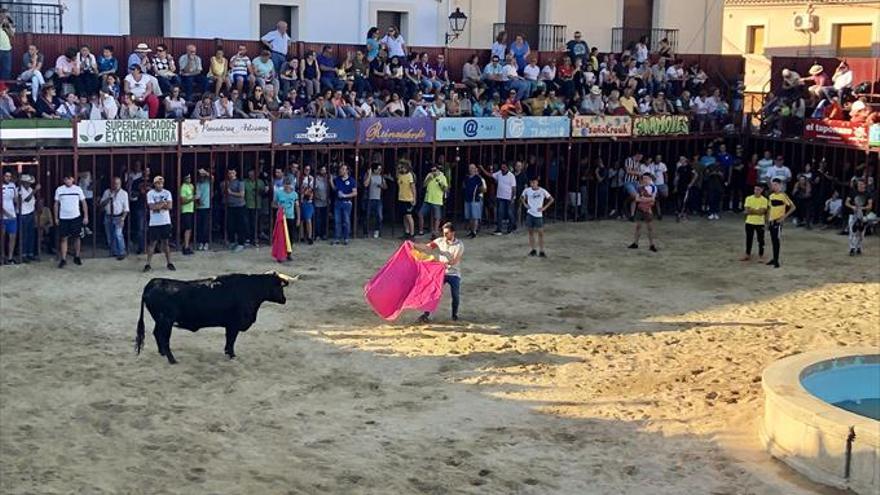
[1,19,734,133]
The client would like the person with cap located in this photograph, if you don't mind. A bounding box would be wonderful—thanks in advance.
[579,85,605,115]
[17,173,39,262]
[1,171,18,264]
[54,173,88,268]
[144,175,175,272]
[99,177,129,260]
[194,168,212,251]
[127,43,152,74]
[766,178,795,268]
[741,183,769,262]
[520,175,554,258]
[179,172,196,255]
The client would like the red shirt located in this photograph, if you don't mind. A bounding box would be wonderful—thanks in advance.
[745,164,758,186]
[557,64,573,79]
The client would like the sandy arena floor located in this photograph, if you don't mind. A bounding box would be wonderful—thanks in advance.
[1,217,878,495]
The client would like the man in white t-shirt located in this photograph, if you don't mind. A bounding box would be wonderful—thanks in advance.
[652,154,668,218]
[54,174,88,268]
[1,171,18,264]
[480,163,518,235]
[415,222,463,323]
[17,174,39,262]
[144,176,175,272]
[520,176,555,258]
[765,157,792,191]
[756,151,774,184]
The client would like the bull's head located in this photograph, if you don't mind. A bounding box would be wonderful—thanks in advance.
[264,271,299,304]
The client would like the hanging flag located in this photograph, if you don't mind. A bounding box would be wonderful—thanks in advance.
[271,207,291,262]
[364,241,446,321]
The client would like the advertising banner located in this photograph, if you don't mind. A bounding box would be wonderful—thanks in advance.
[803,119,870,147]
[77,119,178,147]
[870,123,880,148]
[181,119,272,145]
[632,115,690,136]
[0,120,72,148]
[436,117,504,141]
[273,118,357,144]
[571,115,632,138]
[505,116,570,139]
[358,117,434,144]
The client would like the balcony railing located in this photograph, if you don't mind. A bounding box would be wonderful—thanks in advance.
[492,23,566,52]
[0,1,63,34]
[611,27,678,54]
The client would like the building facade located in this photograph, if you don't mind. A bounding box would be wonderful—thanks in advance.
[722,0,880,90]
[6,0,723,53]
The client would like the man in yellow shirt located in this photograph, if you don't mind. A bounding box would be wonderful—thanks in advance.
[767,178,795,268]
[396,159,416,240]
[418,162,448,238]
[741,183,768,261]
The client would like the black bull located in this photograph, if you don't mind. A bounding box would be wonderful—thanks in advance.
[135,272,295,364]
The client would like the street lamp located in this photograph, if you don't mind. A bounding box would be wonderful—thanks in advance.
[444,7,467,46]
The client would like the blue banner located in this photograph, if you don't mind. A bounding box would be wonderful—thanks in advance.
[273,118,357,144]
[505,117,570,139]
[436,117,505,141]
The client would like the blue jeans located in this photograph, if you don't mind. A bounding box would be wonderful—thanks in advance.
[19,213,36,257]
[270,51,286,75]
[104,215,126,256]
[320,76,345,92]
[180,74,207,100]
[334,200,352,242]
[0,50,11,80]
[424,275,460,319]
[364,199,383,234]
[495,198,514,233]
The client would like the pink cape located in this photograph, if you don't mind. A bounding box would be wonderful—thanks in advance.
[364,241,447,321]
[271,208,291,262]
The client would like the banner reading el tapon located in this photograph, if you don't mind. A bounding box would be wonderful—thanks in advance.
[77,119,179,147]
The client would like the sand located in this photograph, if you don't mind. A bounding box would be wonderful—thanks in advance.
[1,217,877,495]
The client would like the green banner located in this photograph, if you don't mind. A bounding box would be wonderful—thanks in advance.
[0,120,73,147]
[632,115,690,137]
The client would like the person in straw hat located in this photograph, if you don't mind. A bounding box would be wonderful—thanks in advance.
[799,64,829,102]
[127,42,152,74]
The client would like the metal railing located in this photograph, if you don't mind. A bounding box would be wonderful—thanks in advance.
[611,27,678,54]
[0,1,63,34]
[492,23,566,52]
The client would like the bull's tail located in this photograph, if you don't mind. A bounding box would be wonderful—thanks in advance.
[135,292,146,355]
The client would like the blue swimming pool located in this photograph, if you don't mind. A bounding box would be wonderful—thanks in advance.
[800,355,880,421]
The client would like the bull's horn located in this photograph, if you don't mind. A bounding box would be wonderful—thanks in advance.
[277,273,300,282]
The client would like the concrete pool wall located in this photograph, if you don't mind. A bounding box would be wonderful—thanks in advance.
[760,348,880,495]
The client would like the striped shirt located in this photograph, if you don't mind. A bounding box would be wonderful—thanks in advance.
[624,157,641,184]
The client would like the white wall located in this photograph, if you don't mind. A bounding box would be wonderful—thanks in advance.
[58,0,724,53]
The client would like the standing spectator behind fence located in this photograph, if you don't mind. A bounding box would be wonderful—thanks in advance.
[480,162,517,235]
[16,174,38,262]
[261,21,293,75]
[195,168,212,251]
[418,162,448,238]
[100,177,129,260]
[330,164,357,246]
[179,173,196,255]
[313,165,330,241]
[54,174,88,269]
[1,171,18,264]
[224,169,247,252]
[127,163,148,254]
[363,163,387,239]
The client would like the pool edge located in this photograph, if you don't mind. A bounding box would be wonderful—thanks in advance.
[760,347,880,495]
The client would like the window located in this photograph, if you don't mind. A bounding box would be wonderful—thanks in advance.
[259,4,299,40]
[130,0,164,36]
[377,11,406,39]
[836,23,872,57]
[746,25,764,55]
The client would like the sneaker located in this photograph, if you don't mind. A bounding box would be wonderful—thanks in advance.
[373,231,380,239]
[627,243,638,249]
[116,255,126,261]
[233,244,245,253]
[766,260,780,268]
[539,251,547,258]
[286,254,293,261]
[452,315,459,322]
[58,259,67,269]
[167,263,176,271]
[307,238,314,245]
[856,248,862,255]
[467,231,476,239]
[649,245,658,252]
[342,239,349,246]
[399,233,410,240]
[73,256,82,266]
[416,313,430,324]
[416,230,425,237]
[143,264,152,273]
[493,230,503,236]
[529,249,537,257]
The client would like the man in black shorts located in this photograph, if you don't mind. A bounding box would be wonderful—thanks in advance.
[628,173,658,252]
[144,176,175,272]
[53,174,89,268]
